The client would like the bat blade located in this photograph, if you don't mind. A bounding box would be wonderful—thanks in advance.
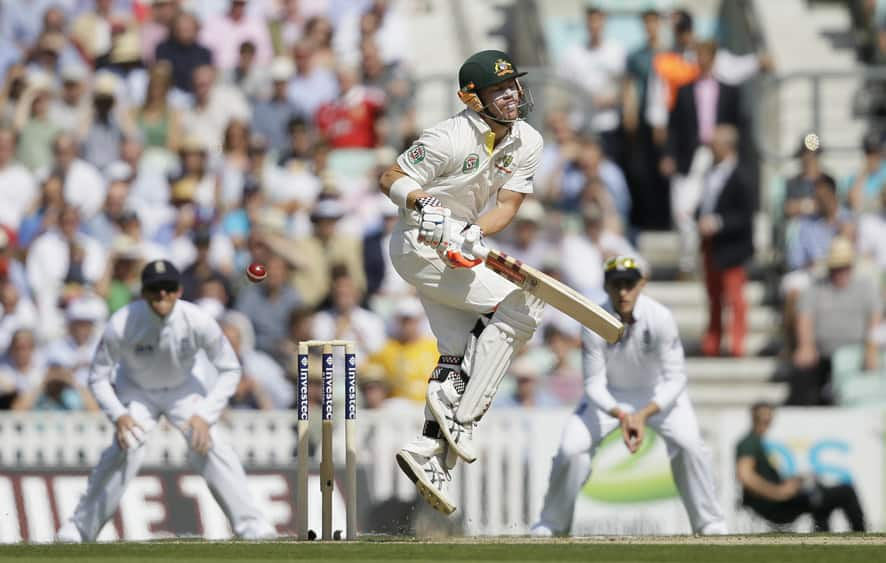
[484,250,624,343]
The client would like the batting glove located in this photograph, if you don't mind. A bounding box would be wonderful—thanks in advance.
[418,204,452,248]
[440,224,484,269]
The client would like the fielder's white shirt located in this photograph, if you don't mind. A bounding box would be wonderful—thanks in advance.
[396,109,544,226]
[89,299,241,423]
[582,294,687,413]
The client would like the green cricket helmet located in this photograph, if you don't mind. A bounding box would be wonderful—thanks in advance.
[457,50,533,122]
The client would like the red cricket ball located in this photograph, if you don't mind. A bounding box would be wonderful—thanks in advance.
[246,262,268,283]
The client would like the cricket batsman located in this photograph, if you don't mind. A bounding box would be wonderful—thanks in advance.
[379,50,545,514]
[57,260,275,542]
[531,256,727,535]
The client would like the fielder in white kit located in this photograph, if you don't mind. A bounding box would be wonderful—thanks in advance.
[57,260,274,542]
[379,50,545,514]
[531,256,727,536]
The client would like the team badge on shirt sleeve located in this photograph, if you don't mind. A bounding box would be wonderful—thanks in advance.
[462,153,479,173]
[407,144,426,164]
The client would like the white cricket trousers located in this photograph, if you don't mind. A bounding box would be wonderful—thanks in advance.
[536,391,725,534]
[389,222,520,356]
[64,375,274,541]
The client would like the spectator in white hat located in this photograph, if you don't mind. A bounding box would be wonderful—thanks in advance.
[14,72,60,171]
[258,196,363,308]
[496,198,552,267]
[220,310,294,410]
[495,354,560,408]
[39,132,106,219]
[364,295,436,404]
[0,126,37,233]
[82,72,132,170]
[48,63,91,135]
[252,56,298,153]
[27,204,107,339]
[10,349,99,412]
[46,295,107,386]
[179,64,251,158]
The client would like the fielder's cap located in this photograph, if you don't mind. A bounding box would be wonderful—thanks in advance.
[826,236,855,269]
[603,255,646,283]
[141,259,180,288]
[459,49,526,93]
[310,198,346,221]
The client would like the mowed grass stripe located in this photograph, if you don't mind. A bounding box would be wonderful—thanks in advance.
[2,542,886,563]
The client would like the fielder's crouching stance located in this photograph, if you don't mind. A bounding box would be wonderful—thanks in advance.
[531,256,727,536]
[57,260,275,542]
[379,50,545,514]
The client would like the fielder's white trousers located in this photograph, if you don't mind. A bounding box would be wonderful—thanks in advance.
[671,146,712,274]
[389,222,519,356]
[62,375,274,541]
[536,390,725,534]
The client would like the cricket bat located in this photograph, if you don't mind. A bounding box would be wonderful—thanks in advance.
[453,233,625,344]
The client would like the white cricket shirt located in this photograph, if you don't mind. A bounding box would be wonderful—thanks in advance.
[395,108,544,226]
[89,299,241,423]
[582,294,687,412]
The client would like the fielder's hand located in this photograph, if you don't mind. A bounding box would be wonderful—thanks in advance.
[115,414,146,450]
[186,415,213,455]
[621,413,646,454]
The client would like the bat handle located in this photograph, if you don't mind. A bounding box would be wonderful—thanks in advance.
[448,230,489,260]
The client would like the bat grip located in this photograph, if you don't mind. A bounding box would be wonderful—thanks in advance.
[448,231,489,260]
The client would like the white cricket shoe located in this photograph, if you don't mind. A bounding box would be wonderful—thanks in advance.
[238,521,277,540]
[56,521,84,543]
[396,447,456,515]
[699,521,729,535]
[529,522,554,537]
[426,379,477,463]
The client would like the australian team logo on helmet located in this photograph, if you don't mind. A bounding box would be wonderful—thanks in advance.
[458,50,534,124]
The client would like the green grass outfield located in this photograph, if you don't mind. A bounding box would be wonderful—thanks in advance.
[3,536,886,563]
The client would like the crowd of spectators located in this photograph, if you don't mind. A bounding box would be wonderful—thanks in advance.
[0,1,793,416]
